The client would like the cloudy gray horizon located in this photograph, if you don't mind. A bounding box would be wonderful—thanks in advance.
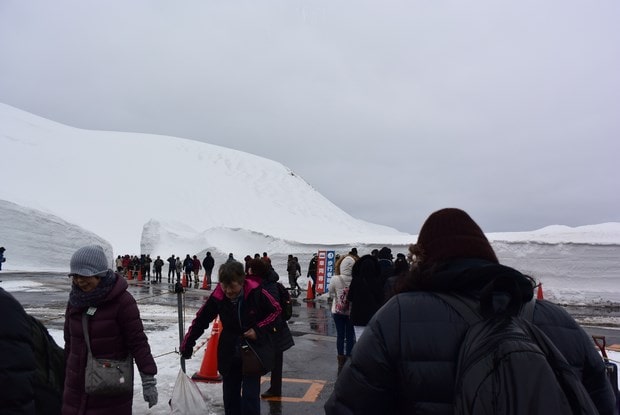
[1,0,618,235]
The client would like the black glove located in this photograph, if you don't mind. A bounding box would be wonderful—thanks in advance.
[180,346,192,360]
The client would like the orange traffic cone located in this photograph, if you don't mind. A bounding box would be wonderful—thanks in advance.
[192,317,223,383]
[303,280,315,302]
[201,273,211,290]
[127,270,133,280]
[182,272,188,288]
[537,283,544,300]
[137,270,143,281]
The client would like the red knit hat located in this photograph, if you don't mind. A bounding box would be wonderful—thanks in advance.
[416,208,498,265]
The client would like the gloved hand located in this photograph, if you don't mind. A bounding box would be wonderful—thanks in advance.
[140,373,158,408]
[180,345,192,360]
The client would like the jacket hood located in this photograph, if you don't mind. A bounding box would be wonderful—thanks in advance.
[103,273,128,302]
[422,259,535,304]
[340,256,355,278]
[212,276,263,301]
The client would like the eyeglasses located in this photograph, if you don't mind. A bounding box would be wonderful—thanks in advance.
[70,274,93,279]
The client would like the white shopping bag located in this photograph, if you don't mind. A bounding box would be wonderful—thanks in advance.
[170,369,209,414]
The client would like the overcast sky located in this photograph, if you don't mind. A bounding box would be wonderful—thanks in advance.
[1,0,618,235]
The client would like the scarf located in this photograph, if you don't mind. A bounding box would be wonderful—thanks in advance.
[69,270,117,308]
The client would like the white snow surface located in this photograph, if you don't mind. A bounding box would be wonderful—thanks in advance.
[1,102,620,305]
[0,102,409,256]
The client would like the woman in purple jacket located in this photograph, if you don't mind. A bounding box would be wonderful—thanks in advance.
[62,245,158,415]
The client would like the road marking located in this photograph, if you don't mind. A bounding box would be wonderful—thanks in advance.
[260,377,327,402]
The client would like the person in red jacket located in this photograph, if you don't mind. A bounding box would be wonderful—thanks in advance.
[192,255,202,284]
[62,245,158,415]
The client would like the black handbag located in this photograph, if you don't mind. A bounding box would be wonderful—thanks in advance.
[241,339,269,376]
[241,337,275,376]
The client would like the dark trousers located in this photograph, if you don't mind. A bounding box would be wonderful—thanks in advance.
[332,313,356,356]
[267,351,283,392]
[222,358,261,415]
[288,274,297,290]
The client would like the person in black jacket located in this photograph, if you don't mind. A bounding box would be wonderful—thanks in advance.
[167,255,176,282]
[247,259,294,399]
[202,252,215,288]
[347,254,384,340]
[0,246,6,270]
[307,254,318,297]
[325,208,617,415]
[180,261,281,415]
[0,286,37,414]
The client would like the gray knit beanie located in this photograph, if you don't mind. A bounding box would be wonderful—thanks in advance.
[69,245,111,277]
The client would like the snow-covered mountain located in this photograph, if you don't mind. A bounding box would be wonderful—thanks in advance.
[0,102,411,256]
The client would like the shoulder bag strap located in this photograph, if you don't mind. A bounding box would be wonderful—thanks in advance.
[81,312,93,355]
[519,297,536,322]
[433,292,482,325]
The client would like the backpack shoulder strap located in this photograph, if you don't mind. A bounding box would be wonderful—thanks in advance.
[519,297,536,322]
[433,292,482,325]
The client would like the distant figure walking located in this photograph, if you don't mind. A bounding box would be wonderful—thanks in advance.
[347,254,383,340]
[167,255,176,282]
[175,257,182,281]
[328,255,356,374]
[192,255,202,284]
[0,246,5,271]
[202,252,215,288]
[307,253,318,297]
[153,256,164,283]
[286,255,302,292]
[183,255,193,282]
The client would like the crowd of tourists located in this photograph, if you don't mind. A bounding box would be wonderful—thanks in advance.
[1,208,618,415]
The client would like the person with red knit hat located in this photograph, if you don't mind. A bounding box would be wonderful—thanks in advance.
[325,208,617,415]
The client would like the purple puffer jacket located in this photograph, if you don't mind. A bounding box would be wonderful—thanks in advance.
[62,274,157,415]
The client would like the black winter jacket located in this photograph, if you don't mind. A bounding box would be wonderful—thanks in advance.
[259,271,294,353]
[347,255,384,326]
[0,287,36,414]
[325,259,617,415]
[180,278,281,376]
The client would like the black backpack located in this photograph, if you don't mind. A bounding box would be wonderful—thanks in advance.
[275,282,293,321]
[30,315,65,415]
[436,276,599,415]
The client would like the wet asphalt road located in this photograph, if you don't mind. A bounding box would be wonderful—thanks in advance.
[1,272,619,414]
[0,272,339,414]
